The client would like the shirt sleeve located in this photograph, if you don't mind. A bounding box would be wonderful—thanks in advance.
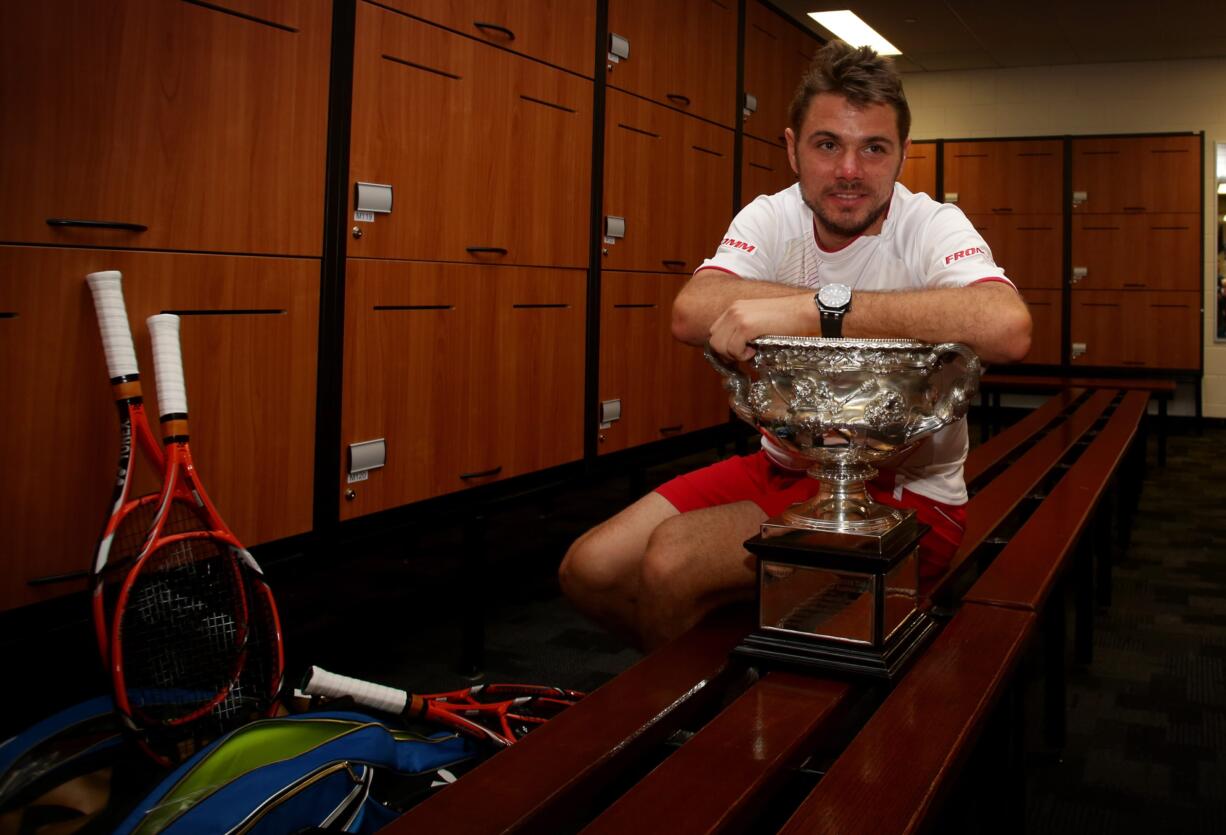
[918,204,1015,290]
[696,194,777,281]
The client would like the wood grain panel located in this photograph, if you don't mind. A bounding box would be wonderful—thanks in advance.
[1070,290,1200,370]
[0,246,318,612]
[0,0,330,255]
[1072,134,1200,214]
[603,89,734,274]
[1020,288,1062,365]
[373,0,597,77]
[943,139,1062,215]
[741,136,794,207]
[607,0,738,127]
[341,260,585,519]
[742,0,817,145]
[1072,213,1201,291]
[967,214,1061,290]
[349,3,592,266]
[898,141,937,199]
[598,273,728,455]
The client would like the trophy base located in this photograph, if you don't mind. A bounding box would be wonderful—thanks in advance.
[734,609,938,680]
[760,508,920,558]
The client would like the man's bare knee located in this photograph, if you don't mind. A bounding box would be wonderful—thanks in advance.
[558,526,622,599]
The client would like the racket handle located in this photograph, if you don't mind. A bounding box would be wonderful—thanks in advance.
[301,666,410,715]
[86,270,140,380]
[147,314,188,419]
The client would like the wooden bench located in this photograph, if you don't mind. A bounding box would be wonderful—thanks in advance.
[978,372,1174,464]
[390,389,1144,834]
[776,602,1036,835]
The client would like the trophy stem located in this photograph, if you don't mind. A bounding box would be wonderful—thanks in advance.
[778,460,906,536]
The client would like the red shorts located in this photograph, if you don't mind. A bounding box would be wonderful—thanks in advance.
[655,450,966,580]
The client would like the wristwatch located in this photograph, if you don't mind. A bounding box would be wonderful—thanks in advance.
[815,283,852,338]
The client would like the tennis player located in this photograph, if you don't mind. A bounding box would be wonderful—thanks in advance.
[561,40,1032,650]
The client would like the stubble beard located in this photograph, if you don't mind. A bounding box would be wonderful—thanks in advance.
[802,183,891,242]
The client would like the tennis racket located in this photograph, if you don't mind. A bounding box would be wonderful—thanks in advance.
[109,313,284,765]
[86,271,209,667]
[301,666,584,748]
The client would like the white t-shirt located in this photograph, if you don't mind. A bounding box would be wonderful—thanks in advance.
[700,181,1012,506]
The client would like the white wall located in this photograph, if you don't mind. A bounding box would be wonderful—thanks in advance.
[903,58,1226,418]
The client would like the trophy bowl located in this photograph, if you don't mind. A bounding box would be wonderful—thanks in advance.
[707,336,981,539]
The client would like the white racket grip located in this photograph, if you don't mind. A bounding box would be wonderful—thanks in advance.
[302,666,409,715]
[147,314,188,418]
[86,271,139,379]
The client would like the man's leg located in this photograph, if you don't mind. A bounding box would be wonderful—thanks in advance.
[558,492,679,646]
[635,500,766,650]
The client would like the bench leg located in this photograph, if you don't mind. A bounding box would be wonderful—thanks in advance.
[1041,592,1067,752]
[458,511,488,678]
[1096,484,1115,607]
[1074,529,1097,665]
[1157,396,1167,467]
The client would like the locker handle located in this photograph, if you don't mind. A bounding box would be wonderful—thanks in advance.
[473,21,515,41]
[1123,206,1146,212]
[662,259,687,269]
[466,246,508,255]
[659,424,684,434]
[460,465,503,480]
[990,207,1013,213]
[1122,361,1146,366]
[666,93,692,107]
[1123,282,1148,288]
[47,218,147,232]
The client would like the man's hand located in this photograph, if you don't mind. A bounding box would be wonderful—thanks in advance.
[707,294,818,360]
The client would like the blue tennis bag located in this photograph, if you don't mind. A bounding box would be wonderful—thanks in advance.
[113,711,474,834]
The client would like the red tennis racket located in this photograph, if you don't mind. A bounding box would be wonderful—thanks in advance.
[109,313,284,765]
[86,271,209,668]
[301,666,584,748]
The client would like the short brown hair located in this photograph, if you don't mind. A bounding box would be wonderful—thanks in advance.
[788,40,910,142]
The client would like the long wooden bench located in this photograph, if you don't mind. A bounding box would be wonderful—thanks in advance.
[776,602,1036,835]
[979,371,1174,464]
[390,389,1144,834]
[386,606,750,834]
[782,391,1150,835]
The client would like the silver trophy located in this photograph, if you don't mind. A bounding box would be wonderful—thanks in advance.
[706,336,981,677]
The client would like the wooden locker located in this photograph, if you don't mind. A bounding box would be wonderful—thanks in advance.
[341,260,585,519]
[741,136,795,207]
[1072,135,1200,214]
[603,89,734,274]
[1070,293,1126,367]
[1020,289,1062,365]
[1071,214,1201,291]
[1070,290,1200,370]
[0,0,331,256]
[967,215,1062,290]
[0,246,318,612]
[373,0,597,77]
[943,140,1063,215]
[606,0,738,127]
[898,142,937,199]
[349,3,592,266]
[743,0,817,145]
[598,272,728,455]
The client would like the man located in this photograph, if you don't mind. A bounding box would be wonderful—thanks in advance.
[560,41,1032,650]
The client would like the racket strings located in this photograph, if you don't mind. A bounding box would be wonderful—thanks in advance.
[119,537,247,725]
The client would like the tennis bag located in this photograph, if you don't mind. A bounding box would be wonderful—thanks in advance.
[113,711,475,835]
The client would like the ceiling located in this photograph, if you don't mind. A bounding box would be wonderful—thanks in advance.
[770,1,1226,73]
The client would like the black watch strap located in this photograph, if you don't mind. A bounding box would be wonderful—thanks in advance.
[819,309,844,338]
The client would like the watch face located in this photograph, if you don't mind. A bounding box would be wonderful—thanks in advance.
[818,283,852,309]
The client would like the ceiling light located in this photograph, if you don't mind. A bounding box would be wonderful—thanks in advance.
[1218,181,1226,195]
[809,10,901,55]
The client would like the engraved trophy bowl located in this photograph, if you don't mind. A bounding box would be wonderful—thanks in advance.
[706,336,981,544]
